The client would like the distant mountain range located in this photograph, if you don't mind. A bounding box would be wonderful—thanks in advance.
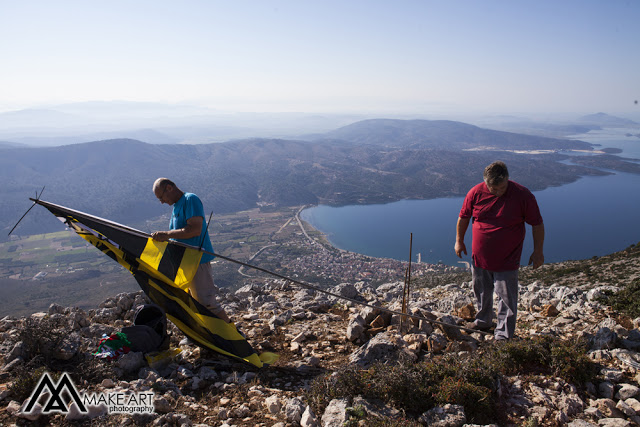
[1,118,636,241]
[0,102,365,147]
[0,101,638,147]
[578,112,639,127]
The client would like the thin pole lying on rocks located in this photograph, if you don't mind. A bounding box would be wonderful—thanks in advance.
[212,247,491,335]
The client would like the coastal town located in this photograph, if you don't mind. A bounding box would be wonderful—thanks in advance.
[213,205,462,289]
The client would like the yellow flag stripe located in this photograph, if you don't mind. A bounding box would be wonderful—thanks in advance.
[140,239,167,269]
[144,277,246,342]
[168,315,264,367]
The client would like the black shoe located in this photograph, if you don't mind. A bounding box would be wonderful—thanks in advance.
[465,321,493,331]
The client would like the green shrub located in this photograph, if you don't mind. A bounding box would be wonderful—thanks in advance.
[363,362,433,414]
[549,337,597,385]
[8,366,52,403]
[433,376,495,424]
[598,278,640,318]
[306,335,597,425]
[18,316,68,364]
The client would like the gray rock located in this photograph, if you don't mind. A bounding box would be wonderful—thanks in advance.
[54,335,80,361]
[285,397,305,423]
[92,307,118,324]
[235,284,261,298]
[616,399,636,417]
[348,332,413,368]
[352,396,401,419]
[197,366,218,381]
[68,309,90,330]
[597,419,633,427]
[616,384,640,400]
[3,357,23,372]
[153,396,173,414]
[116,293,134,313]
[556,392,585,416]
[591,327,617,350]
[270,310,293,328]
[17,399,42,421]
[360,306,381,324]
[418,403,466,427]
[346,315,366,342]
[301,405,320,427]
[567,420,598,427]
[264,395,281,414]
[599,381,615,399]
[601,368,625,383]
[321,398,349,427]
[6,341,26,363]
[437,314,464,340]
[117,351,146,373]
[65,400,107,421]
[331,283,360,300]
[624,397,640,412]
[48,303,65,315]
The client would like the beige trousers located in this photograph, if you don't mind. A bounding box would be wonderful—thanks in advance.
[189,262,226,319]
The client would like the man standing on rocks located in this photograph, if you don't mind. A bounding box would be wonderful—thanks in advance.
[454,161,545,340]
[151,178,231,323]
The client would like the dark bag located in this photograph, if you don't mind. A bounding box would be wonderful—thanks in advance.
[120,304,170,353]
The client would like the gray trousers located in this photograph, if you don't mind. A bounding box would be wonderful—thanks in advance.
[189,262,225,317]
[471,263,519,339]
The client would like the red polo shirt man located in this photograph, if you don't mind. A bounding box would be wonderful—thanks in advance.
[455,161,544,340]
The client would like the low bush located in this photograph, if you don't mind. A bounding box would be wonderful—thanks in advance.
[306,335,596,425]
[598,278,640,318]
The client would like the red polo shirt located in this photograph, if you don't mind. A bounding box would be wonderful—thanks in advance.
[459,180,543,271]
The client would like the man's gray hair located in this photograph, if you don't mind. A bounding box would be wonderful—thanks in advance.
[483,161,509,186]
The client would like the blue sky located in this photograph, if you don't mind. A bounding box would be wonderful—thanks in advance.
[1,0,638,115]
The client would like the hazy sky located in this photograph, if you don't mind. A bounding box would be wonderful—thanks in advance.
[1,0,639,115]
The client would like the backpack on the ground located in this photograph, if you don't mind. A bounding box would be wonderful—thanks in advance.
[120,304,170,353]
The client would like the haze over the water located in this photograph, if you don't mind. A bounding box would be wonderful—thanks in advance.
[1,1,639,117]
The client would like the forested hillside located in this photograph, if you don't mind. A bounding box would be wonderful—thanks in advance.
[0,119,619,240]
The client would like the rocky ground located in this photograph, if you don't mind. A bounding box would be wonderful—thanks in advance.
[1,243,640,426]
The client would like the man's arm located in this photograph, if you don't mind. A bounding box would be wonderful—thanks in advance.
[455,217,470,258]
[151,216,203,242]
[528,223,545,269]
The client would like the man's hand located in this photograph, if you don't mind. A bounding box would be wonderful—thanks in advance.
[455,217,470,258]
[529,223,545,269]
[151,231,170,242]
[528,251,544,269]
[455,241,467,258]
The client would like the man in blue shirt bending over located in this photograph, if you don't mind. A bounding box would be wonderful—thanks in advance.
[151,178,231,323]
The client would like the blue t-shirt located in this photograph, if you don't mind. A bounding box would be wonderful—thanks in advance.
[170,193,214,263]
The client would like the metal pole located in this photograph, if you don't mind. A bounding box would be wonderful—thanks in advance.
[400,233,414,334]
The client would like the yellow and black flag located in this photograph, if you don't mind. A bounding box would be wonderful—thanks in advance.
[32,199,278,368]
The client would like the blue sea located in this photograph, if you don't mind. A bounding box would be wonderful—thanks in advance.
[301,128,640,267]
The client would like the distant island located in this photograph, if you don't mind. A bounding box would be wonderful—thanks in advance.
[1,118,639,241]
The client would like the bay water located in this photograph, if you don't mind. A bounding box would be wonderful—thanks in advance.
[301,129,640,267]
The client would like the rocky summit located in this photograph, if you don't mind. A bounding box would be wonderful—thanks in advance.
[1,244,640,426]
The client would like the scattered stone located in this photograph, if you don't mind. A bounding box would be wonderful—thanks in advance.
[2,258,640,427]
[321,398,349,427]
[418,403,466,427]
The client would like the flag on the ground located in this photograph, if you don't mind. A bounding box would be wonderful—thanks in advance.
[32,199,278,368]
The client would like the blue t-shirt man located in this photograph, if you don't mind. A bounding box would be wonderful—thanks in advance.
[170,193,214,264]
[151,178,230,323]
